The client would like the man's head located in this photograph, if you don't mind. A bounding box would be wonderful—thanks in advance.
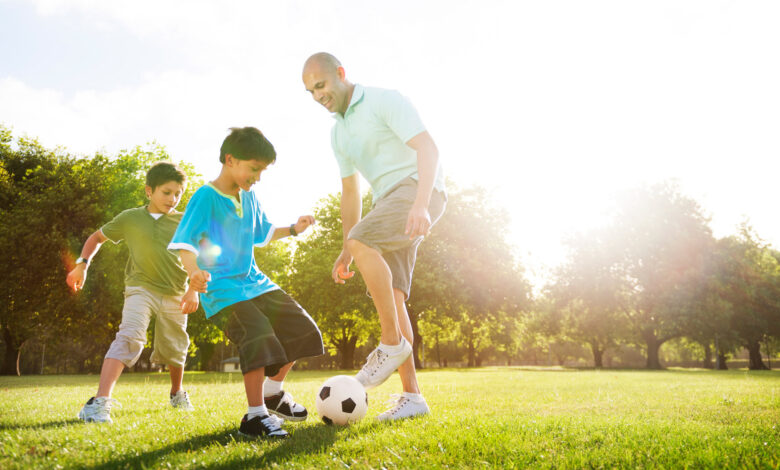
[302,52,353,115]
[145,162,187,214]
[220,127,276,192]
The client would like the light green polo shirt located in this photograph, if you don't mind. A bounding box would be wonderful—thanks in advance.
[101,206,188,296]
[331,84,446,203]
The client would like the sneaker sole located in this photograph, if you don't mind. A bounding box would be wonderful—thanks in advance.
[237,430,288,439]
[268,410,306,422]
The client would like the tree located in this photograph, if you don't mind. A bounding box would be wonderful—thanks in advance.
[605,183,715,369]
[548,228,631,368]
[412,184,530,367]
[287,193,377,369]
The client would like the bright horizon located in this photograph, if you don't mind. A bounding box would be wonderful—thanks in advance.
[2,0,779,285]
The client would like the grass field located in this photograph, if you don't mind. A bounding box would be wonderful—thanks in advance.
[0,368,778,469]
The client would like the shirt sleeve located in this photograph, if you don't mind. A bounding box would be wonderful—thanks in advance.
[100,210,128,244]
[331,126,357,178]
[253,193,275,247]
[377,89,426,143]
[169,189,210,255]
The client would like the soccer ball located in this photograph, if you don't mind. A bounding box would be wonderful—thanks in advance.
[315,375,368,425]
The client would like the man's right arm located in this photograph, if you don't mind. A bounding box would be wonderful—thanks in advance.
[332,174,361,283]
[340,173,362,243]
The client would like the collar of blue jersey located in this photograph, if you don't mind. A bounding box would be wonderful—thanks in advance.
[333,83,365,120]
[207,183,244,218]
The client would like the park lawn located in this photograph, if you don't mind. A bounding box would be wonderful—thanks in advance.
[0,368,778,469]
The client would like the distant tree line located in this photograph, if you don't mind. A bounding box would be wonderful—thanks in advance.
[1,127,777,375]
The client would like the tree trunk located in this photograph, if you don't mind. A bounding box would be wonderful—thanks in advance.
[716,351,728,370]
[746,339,769,370]
[408,308,423,369]
[644,332,663,370]
[467,338,476,367]
[590,343,604,369]
[701,342,713,369]
[339,336,357,369]
[435,333,442,368]
[1,326,24,376]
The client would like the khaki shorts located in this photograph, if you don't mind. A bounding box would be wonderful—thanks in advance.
[105,285,189,367]
[348,177,447,298]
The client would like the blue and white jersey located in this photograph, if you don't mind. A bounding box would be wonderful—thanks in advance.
[169,183,279,318]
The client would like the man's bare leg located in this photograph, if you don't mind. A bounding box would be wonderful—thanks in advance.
[394,288,420,394]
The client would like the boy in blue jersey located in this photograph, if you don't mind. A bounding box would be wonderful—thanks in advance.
[169,127,324,439]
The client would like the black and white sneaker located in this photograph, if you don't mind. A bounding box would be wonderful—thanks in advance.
[237,414,289,439]
[265,391,308,422]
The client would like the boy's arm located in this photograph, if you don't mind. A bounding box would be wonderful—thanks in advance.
[179,250,211,293]
[270,215,316,241]
[66,230,108,292]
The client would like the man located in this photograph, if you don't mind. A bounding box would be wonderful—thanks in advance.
[302,52,447,420]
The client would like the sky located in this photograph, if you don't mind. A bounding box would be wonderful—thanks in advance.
[2,0,779,285]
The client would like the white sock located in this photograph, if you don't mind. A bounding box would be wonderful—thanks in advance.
[379,340,406,354]
[264,378,283,397]
[247,405,268,419]
[403,392,424,402]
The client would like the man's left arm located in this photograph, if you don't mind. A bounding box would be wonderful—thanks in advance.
[405,131,439,239]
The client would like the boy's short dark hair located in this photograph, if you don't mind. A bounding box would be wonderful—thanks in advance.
[220,127,277,164]
[146,162,187,190]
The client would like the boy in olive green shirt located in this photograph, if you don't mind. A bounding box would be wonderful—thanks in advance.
[67,162,198,423]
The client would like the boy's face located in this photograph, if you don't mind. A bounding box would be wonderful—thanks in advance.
[227,155,269,191]
[147,180,185,214]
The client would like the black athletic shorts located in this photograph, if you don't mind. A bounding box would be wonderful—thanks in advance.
[209,289,324,375]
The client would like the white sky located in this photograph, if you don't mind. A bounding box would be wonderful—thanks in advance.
[2,0,779,284]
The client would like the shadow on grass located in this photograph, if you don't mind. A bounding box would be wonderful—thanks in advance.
[79,424,343,470]
[0,418,82,431]
[201,425,344,469]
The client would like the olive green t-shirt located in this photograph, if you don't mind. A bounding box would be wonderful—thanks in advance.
[101,207,187,296]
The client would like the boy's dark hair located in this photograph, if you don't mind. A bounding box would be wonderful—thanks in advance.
[220,127,277,164]
[146,162,187,190]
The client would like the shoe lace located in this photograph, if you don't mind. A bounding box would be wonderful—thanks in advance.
[95,397,121,415]
[382,394,409,415]
[363,348,387,375]
[261,414,283,431]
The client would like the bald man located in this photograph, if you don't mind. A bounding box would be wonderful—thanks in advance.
[303,52,447,421]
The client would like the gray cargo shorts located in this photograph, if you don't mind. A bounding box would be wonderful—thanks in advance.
[348,177,446,299]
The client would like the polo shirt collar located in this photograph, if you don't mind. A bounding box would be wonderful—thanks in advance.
[208,183,244,218]
[334,84,364,120]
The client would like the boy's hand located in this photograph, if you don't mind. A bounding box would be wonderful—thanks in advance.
[332,249,355,284]
[189,270,211,293]
[294,215,316,235]
[66,264,87,292]
[181,288,200,314]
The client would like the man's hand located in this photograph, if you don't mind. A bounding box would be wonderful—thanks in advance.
[294,215,316,235]
[332,249,355,284]
[189,269,211,293]
[405,202,432,239]
[180,288,200,314]
[66,264,88,292]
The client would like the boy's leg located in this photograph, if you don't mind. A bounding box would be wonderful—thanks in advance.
[169,365,183,395]
[243,367,266,407]
[152,293,192,409]
[96,358,125,398]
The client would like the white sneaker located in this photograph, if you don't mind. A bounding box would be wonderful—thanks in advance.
[170,390,194,411]
[355,337,412,389]
[377,393,430,421]
[78,396,120,423]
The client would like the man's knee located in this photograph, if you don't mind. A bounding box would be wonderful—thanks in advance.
[345,238,372,257]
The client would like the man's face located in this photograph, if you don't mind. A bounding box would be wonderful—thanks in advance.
[228,156,269,192]
[302,61,349,114]
[147,181,185,214]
